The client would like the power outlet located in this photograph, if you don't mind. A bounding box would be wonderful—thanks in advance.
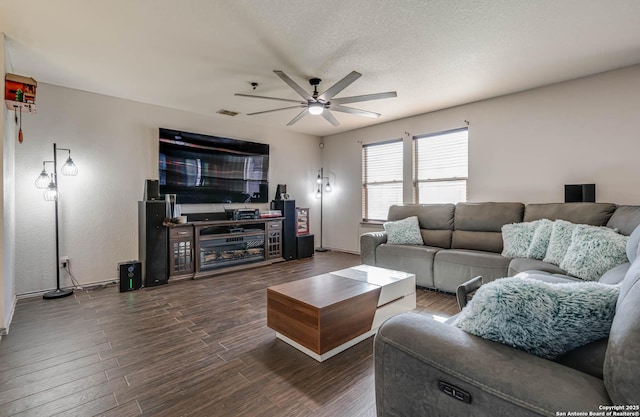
[59,256,69,268]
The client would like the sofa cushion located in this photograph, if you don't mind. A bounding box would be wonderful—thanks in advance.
[451,230,504,253]
[454,202,525,231]
[513,270,580,284]
[555,338,608,379]
[599,263,630,285]
[376,244,440,288]
[383,216,424,245]
[452,202,524,253]
[433,249,511,293]
[453,277,619,359]
[560,225,628,281]
[388,204,454,248]
[419,229,453,249]
[626,224,640,262]
[524,202,616,225]
[606,205,640,236]
[604,255,640,404]
[508,258,567,277]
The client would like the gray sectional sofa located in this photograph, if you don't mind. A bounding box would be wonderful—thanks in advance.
[369,201,640,415]
[374,216,640,416]
[361,202,640,293]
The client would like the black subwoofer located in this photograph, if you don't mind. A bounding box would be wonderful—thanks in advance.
[296,234,315,259]
[119,261,142,292]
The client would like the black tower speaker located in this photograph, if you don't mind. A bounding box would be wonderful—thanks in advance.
[138,201,169,287]
[271,199,296,260]
[118,261,142,292]
[565,184,596,203]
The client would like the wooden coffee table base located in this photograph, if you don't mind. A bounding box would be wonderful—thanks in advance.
[267,265,416,362]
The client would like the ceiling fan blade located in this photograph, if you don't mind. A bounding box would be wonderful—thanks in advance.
[318,71,361,101]
[235,93,304,104]
[286,108,309,126]
[330,105,381,118]
[247,106,304,116]
[331,91,397,104]
[274,70,313,101]
[322,110,340,127]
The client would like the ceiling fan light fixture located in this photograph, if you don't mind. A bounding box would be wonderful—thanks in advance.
[236,70,397,126]
[308,102,324,115]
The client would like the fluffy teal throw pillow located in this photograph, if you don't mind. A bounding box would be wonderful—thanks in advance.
[526,219,553,260]
[452,277,619,359]
[560,225,629,281]
[383,216,424,245]
[543,220,576,265]
[501,220,544,258]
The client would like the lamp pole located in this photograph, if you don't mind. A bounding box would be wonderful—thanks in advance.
[316,167,331,252]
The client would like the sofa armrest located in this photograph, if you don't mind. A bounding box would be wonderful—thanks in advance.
[375,313,610,417]
[456,275,483,310]
[360,231,387,265]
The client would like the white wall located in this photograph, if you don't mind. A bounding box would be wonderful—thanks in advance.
[14,84,320,295]
[10,65,640,293]
[322,65,640,253]
[1,33,17,334]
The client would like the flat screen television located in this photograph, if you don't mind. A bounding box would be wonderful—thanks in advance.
[159,128,269,204]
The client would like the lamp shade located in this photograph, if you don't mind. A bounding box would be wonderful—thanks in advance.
[61,157,78,176]
[35,170,51,189]
[44,182,58,201]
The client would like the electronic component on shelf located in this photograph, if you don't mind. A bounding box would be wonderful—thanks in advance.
[260,210,282,218]
[225,208,260,220]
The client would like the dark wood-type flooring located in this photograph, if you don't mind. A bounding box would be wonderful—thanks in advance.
[0,251,458,417]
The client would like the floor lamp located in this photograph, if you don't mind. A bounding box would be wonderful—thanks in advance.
[315,167,331,252]
[35,143,78,300]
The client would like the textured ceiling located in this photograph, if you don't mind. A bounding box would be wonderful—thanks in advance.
[1,0,640,137]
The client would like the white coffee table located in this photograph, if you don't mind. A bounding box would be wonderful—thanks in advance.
[267,265,416,361]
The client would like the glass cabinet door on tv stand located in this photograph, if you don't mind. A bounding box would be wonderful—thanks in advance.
[169,226,194,277]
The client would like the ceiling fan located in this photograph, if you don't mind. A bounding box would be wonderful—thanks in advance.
[235,70,397,127]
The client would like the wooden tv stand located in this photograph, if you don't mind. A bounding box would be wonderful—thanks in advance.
[167,217,285,281]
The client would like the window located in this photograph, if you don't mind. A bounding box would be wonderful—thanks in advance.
[414,128,468,204]
[362,139,403,221]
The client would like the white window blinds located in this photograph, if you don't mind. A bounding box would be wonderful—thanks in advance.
[362,139,403,221]
[414,128,468,204]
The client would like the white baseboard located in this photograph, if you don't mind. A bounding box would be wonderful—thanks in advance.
[1,294,18,337]
[16,278,118,299]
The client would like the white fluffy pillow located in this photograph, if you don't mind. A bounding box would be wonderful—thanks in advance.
[501,220,544,258]
[543,220,577,265]
[526,219,553,260]
[453,277,619,359]
[383,216,424,245]
[560,225,629,281]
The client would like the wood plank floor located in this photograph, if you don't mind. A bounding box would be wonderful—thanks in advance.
[0,251,458,417]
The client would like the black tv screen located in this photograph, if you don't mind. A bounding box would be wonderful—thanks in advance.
[159,128,269,204]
